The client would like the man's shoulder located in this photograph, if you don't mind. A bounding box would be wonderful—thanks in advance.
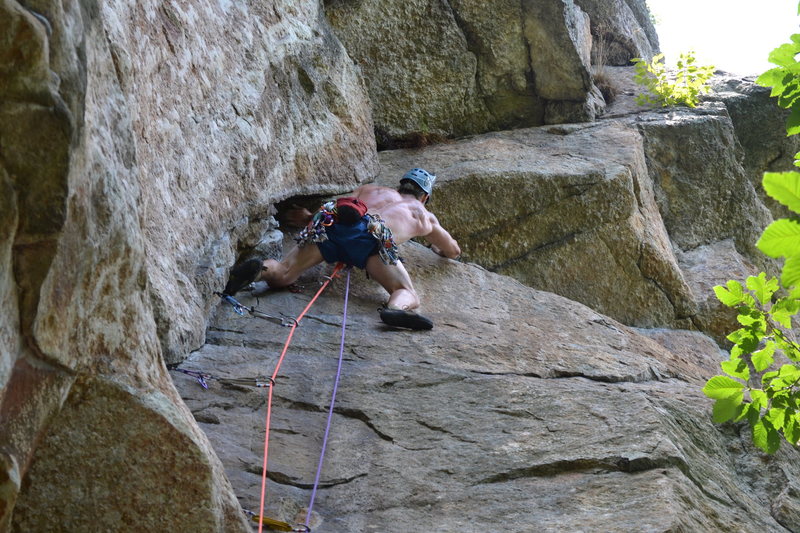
[356,183,393,193]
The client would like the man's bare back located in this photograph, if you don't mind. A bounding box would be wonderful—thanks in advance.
[353,184,460,258]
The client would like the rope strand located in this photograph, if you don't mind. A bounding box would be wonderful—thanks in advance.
[257,263,344,533]
[305,268,350,526]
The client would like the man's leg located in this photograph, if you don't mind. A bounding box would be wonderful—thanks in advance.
[261,244,325,288]
[365,255,420,310]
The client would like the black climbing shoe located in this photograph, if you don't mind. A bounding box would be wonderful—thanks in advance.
[224,258,264,296]
[379,308,434,330]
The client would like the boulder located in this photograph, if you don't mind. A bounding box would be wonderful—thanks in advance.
[576,0,659,65]
[636,103,772,265]
[325,0,605,144]
[711,75,800,219]
[175,244,800,532]
[2,0,376,529]
[378,121,695,329]
[375,101,774,340]
[676,239,758,343]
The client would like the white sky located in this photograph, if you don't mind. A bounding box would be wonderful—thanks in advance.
[647,0,800,75]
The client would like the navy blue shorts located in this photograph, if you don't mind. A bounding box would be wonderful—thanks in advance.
[316,217,379,269]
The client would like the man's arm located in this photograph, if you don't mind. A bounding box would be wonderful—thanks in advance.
[425,213,461,259]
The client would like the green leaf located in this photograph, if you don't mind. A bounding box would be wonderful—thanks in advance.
[713,398,742,423]
[771,297,800,328]
[757,218,800,258]
[752,418,781,453]
[769,364,800,388]
[785,414,800,443]
[736,309,764,327]
[769,42,800,69]
[789,106,800,136]
[763,370,781,386]
[714,280,747,307]
[752,343,777,372]
[746,272,780,305]
[764,172,800,213]
[736,329,763,354]
[782,255,800,289]
[703,376,745,400]
[721,358,750,381]
[734,403,754,422]
[766,407,788,430]
[758,67,790,87]
[781,364,800,379]
[751,389,769,410]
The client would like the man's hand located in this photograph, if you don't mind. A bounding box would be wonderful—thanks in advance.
[283,204,313,228]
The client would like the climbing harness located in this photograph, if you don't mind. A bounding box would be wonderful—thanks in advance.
[167,365,274,389]
[295,202,399,265]
[215,291,299,327]
[255,262,349,533]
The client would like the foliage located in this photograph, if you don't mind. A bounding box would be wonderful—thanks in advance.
[704,2,800,454]
[705,274,800,453]
[756,31,800,135]
[631,51,715,108]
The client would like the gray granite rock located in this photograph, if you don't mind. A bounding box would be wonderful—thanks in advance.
[177,244,800,532]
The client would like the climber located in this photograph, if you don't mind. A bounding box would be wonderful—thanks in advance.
[223,168,461,330]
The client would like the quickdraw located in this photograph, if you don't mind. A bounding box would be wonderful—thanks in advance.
[192,264,350,532]
[366,213,398,265]
[295,201,337,245]
[216,292,298,327]
[167,365,274,389]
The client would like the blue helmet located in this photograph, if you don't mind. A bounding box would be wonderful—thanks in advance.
[400,168,436,196]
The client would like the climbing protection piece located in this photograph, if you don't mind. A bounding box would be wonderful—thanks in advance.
[167,365,274,389]
[216,292,298,327]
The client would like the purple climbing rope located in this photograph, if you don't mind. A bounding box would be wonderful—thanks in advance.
[305,268,351,528]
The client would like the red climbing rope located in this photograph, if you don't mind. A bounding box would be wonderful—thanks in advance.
[257,263,345,533]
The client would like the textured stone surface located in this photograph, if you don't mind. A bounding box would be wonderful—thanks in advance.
[676,239,759,344]
[576,0,659,65]
[326,0,610,143]
[637,103,772,264]
[378,121,694,330]
[2,0,799,530]
[12,376,247,532]
[711,75,800,219]
[177,244,800,532]
[2,0,376,530]
[374,101,775,340]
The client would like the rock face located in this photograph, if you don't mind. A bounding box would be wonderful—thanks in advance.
[376,98,772,342]
[576,0,659,65]
[326,0,657,144]
[711,75,800,219]
[2,0,374,530]
[177,244,800,532]
[2,0,799,532]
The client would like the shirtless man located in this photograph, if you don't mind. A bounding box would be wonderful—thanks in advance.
[223,168,460,330]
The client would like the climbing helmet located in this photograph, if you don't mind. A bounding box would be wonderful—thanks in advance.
[400,168,436,196]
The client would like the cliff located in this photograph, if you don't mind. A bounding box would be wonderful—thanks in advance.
[2,0,800,532]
